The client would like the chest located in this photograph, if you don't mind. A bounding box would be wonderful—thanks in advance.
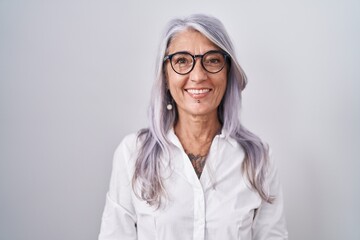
[131,142,262,238]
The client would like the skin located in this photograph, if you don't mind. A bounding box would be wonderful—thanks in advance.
[165,29,227,159]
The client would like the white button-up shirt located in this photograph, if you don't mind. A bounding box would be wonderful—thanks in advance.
[99,129,288,240]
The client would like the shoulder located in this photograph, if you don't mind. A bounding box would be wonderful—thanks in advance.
[113,131,141,166]
[265,148,280,180]
[117,132,139,150]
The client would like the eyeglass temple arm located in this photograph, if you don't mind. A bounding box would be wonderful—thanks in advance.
[163,55,170,62]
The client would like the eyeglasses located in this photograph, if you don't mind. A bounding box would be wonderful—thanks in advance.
[163,50,229,75]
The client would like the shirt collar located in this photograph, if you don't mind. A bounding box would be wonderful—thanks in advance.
[166,127,238,149]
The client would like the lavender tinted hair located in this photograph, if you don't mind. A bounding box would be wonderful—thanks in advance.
[133,14,272,207]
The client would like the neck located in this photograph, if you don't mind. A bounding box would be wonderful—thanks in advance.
[174,111,221,143]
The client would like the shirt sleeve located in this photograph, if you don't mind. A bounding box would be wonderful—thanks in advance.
[252,155,289,240]
[98,135,138,240]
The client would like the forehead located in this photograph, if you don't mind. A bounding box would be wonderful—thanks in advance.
[167,29,220,53]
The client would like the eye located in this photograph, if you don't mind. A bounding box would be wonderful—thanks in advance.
[204,54,223,65]
[176,57,188,64]
[209,58,220,64]
[172,54,192,66]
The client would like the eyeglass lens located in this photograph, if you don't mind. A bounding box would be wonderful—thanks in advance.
[170,52,226,74]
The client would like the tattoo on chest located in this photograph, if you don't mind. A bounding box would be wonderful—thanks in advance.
[187,153,207,179]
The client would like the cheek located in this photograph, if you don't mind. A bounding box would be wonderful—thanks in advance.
[215,79,227,104]
[165,69,176,91]
[217,86,227,103]
[167,73,187,93]
[167,75,178,91]
[167,80,183,101]
[218,74,228,95]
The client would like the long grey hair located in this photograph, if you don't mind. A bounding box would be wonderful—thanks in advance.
[133,14,272,207]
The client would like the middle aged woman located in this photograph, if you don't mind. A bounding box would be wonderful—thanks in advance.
[99,14,288,240]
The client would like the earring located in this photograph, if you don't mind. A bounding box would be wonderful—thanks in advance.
[166,88,174,111]
[167,103,173,110]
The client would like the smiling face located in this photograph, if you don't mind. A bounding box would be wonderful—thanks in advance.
[165,29,228,119]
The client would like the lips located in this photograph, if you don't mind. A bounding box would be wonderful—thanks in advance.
[185,88,211,99]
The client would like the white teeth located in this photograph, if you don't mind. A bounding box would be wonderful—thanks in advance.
[186,89,210,94]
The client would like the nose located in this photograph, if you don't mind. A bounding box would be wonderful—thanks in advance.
[189,58,208,82]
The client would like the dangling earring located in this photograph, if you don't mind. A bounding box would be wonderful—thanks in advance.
[167,103,173,110]
[166,89,174,111]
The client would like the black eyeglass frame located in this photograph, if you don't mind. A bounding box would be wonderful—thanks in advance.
[163,50,230,75]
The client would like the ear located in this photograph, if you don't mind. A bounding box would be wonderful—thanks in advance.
[166,87,173,102]
[164,73,170,90]
[163,69,169,86]
[164,79,169,90]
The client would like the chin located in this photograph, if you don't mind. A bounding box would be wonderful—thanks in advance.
[189,106,216,117]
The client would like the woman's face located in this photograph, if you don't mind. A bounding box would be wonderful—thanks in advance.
[165,30,227,119]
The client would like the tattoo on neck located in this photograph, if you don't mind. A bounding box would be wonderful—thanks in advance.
[187,153,207,179]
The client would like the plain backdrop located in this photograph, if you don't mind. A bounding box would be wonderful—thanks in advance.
[1,0,359,239]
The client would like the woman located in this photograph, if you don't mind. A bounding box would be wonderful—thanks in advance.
[99,14,288,240]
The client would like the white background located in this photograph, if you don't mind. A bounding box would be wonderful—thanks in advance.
[1,0,359,239]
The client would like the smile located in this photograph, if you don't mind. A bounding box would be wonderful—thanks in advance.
[185,88,211,94]
[185,88,212,100]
